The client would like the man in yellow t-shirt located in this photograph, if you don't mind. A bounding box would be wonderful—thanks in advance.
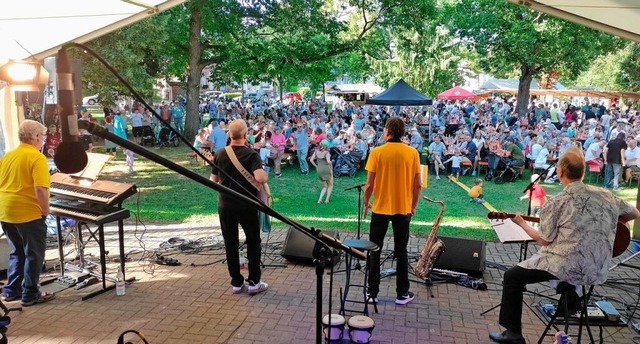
[364,117,421,305]
[0,120,55,306]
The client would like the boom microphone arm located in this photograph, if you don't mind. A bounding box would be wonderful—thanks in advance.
[77,120,364,261]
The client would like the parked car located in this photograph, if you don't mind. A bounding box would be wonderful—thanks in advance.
[82,94,99,105]
[203,90,223,100]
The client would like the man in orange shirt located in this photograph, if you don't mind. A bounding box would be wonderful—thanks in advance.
[364,117,422,305]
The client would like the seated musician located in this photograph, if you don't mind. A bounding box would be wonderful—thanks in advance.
[489,146,640,344]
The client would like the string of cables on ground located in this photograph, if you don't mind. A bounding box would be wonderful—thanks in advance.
[123,192,285,272]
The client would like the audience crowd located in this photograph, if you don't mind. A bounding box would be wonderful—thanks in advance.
[45,93,640,190]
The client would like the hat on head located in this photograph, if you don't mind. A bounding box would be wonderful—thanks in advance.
[320,139,331,147]
[531,174,540,183]
[507,135,517,141]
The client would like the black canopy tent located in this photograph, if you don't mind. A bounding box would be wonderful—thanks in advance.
[365,78,433,106]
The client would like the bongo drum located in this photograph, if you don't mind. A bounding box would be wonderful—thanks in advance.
[347,315,375,343]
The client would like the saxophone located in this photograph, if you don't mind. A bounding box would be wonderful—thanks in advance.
[414,196,446,280]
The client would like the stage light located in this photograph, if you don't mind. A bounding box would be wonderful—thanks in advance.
[0,60,49,91]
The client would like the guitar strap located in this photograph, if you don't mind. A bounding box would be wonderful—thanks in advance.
[224,146,271,205]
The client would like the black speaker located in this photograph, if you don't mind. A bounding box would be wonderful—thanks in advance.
[281,227,341,266]
[434,236,486,277]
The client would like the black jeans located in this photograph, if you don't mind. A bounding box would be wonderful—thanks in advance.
[218,206,261,286]
[499,266,556,334]
[367,213,411,298]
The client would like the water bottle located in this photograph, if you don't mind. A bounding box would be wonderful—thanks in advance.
[116,266,125,296]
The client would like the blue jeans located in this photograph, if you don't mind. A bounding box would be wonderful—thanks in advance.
[367,213,411,298]
[298,147,309,173]
[604,163,622,188]
[2,218,47,302]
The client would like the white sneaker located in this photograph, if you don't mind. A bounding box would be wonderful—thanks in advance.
[544,179,554,184]
[232,285,244,294]
[436,176,441,180]
[395,291,415,305]
[248,280,268,295]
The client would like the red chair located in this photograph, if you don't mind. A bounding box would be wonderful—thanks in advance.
[586,160,602,184]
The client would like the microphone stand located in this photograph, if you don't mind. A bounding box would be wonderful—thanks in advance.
[78,120,359,344]
[520,162,554,261]
[343,183,365,239]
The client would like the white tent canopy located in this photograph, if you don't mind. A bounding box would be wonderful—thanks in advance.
[1,0,186,63]
[0,0,186,153]
[506,0,640,43]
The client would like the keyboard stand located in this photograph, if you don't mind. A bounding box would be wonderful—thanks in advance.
[54,203,134,301]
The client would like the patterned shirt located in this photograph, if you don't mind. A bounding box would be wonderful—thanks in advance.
[519,181,634,285]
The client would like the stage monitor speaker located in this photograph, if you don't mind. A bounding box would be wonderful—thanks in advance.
[281,227,341,267]
[434,236,485,277]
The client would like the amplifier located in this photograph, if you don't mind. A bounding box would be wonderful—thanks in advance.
[281,227,341,267]
[0,237,8,271]
[433,236,486,277]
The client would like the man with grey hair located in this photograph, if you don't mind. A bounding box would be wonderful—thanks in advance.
[0,120,56,306]
[211,119,269,295]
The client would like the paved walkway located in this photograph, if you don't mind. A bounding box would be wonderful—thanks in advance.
[2,224,640,343]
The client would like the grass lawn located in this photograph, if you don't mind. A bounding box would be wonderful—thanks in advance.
[95,143,639,242]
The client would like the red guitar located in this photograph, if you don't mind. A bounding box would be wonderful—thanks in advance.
[487,212,630,257]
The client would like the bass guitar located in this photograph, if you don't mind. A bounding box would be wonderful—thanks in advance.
[487,212,630,257]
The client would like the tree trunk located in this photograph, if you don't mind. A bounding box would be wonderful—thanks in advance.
[516,64,533,117]
[185,1,204,141]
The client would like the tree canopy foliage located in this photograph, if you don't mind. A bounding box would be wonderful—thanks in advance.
[442,0,618,114]
[78,0,628,135]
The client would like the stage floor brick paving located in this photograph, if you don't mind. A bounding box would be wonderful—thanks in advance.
[2,224,640,343]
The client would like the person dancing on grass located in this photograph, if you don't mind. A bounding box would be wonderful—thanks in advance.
[309,139,333,204]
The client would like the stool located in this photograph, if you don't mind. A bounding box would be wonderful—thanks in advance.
[340,239,379,316]
[477,160,489,176]
[538,282,599,344]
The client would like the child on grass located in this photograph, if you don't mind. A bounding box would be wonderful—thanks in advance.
[443,149,463,181]
[520,173,547,215]
[469,178,484,203]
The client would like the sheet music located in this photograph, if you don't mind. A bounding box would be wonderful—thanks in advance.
[490,218,534,243]
[70,153,112,181]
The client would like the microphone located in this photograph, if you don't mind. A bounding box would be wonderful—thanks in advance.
[344,183,365,191]
[54,47,88,173]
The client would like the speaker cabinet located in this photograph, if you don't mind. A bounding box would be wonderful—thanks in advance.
[281,227,341,266]
[433,236,486,277]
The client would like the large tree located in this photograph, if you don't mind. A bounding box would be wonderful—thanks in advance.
[160,0,437,139]
[443,0,618,115]
[73,16,170,107]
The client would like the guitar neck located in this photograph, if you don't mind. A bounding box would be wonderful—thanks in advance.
[488,212,540,223]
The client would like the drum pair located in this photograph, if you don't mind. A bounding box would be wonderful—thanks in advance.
[322,314,375,343]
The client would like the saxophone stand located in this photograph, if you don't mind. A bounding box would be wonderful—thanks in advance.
[380,197,449,298]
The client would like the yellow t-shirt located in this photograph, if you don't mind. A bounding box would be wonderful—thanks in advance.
[365,142,420,215]
[0,143,50,223]
[469,185,483,198]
